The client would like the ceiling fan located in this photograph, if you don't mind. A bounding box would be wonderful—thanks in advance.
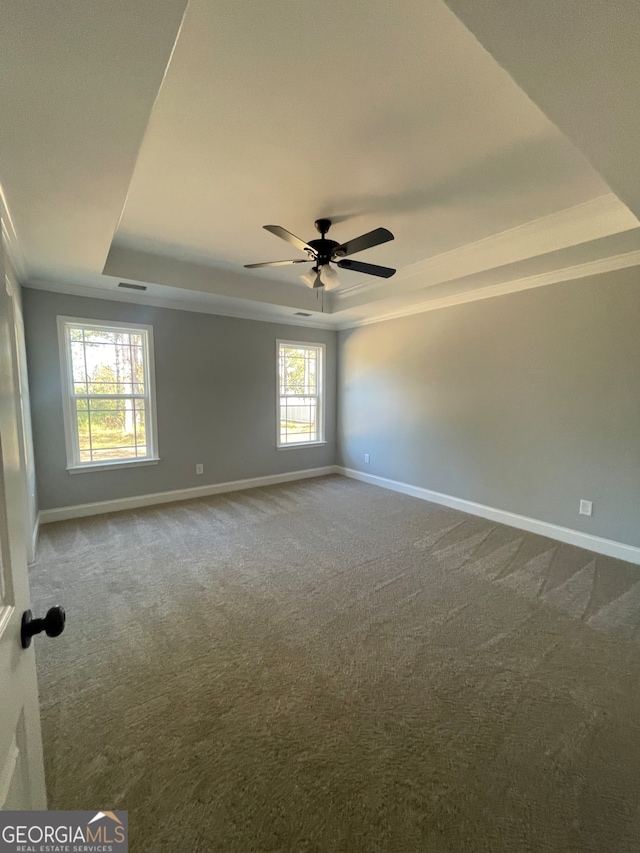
[244,218,396,290]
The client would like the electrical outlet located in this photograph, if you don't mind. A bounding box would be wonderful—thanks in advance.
[579,499,593,516]
[364,453,370,464]
[196,463,204,475]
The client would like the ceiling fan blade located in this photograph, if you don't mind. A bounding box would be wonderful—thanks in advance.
[337,259,396,278]
[333,227,394,258]
[244,259,311,269]
[263,225,316,256]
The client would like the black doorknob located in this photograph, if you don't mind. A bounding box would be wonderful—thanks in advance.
[21,606,66,649]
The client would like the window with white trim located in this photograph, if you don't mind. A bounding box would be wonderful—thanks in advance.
[277,341,324,447]
[58,317,159,471]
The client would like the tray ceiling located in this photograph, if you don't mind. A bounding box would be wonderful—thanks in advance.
[2,0,639,327]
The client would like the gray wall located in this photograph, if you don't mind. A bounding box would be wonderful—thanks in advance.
[23,289,337,510]
[338,266,640,548]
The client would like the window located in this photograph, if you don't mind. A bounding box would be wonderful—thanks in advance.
[58,317,159,471]
[277,341,325,447]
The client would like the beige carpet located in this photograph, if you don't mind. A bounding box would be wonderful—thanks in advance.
[30,475,640,852]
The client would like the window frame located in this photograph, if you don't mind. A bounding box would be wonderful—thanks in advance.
[276,339,326,450]
[57,316,160,473]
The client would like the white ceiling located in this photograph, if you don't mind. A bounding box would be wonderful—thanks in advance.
[2,0,639,328]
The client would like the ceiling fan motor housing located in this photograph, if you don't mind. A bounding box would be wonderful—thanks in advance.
[307,238,341,265]
[309,219,343,264]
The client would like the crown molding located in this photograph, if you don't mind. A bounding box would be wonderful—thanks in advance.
[15,191,639,332]
[338,246,640,329]
[25,242,640,334]
[335,192,639,302]
[0,185,27,281]
[23,278,339,329]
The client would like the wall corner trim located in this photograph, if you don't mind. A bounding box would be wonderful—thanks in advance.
[0,185,28,281]
[38,466,340,523]
[29,513,40,566]
[337,467,640,566]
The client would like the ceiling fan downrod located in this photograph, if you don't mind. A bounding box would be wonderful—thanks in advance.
[314,218,332,237]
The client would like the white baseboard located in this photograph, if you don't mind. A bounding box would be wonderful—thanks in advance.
[39,466,340,524]
[37,464,640,566]
[338,467,640,566]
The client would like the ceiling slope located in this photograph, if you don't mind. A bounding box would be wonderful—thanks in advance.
[0,0,187,282]
[443,0,640,223]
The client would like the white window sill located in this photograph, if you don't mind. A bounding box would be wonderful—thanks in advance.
[67,458,161,474]
[277,441,327,451]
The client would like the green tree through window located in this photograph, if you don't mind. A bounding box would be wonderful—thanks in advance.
[278,342,323,446]
[60,319,157,467]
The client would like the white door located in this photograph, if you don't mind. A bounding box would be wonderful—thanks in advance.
[0,244,47,809]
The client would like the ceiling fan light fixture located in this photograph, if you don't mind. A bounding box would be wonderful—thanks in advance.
[300,267,319,288]
[319,263,340,290]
